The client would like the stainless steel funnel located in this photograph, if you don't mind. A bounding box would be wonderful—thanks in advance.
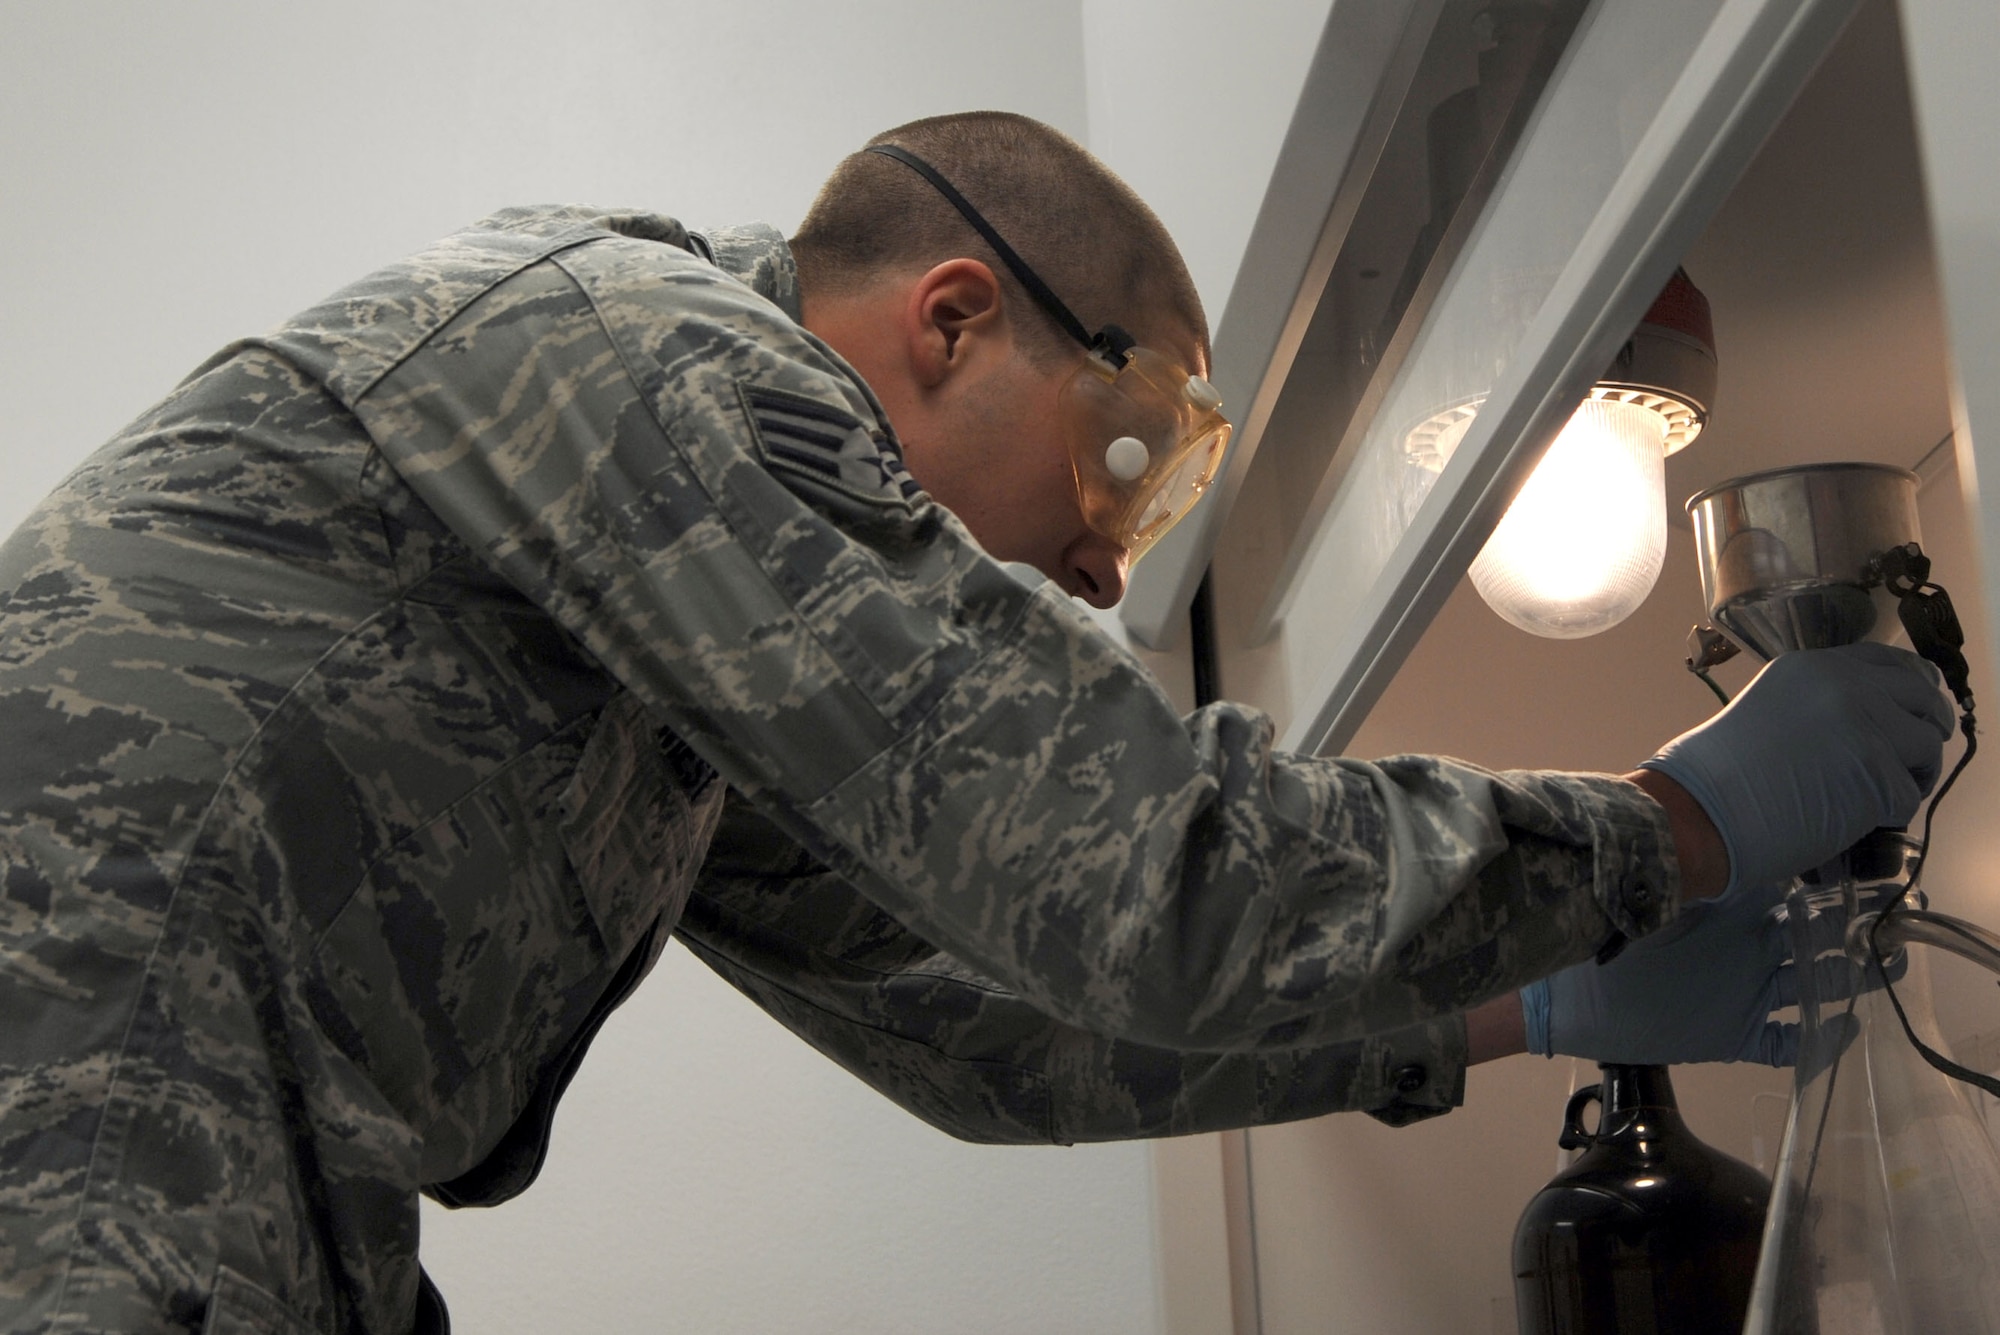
[1686,463,1921,661]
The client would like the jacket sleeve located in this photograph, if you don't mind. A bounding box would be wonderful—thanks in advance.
[345,226,1681,1052]
[677,793,1465,1143]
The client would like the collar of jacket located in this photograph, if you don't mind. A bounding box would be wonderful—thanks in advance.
[692,222,801,325]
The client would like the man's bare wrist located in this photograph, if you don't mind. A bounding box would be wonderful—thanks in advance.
[1466,993,1527,1065]
[1624,768,1730,903]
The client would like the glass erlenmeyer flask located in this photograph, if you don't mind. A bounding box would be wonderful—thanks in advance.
[1745,832,2000,1334]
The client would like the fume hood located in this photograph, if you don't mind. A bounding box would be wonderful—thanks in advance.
[1137,0,2000,1331]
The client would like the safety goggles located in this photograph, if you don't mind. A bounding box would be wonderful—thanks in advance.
[867,145,1232,560]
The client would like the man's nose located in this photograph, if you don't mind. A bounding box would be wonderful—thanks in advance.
[1066,538,1130,609]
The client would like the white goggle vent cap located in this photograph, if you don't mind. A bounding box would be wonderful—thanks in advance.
[1104,435,1151,482]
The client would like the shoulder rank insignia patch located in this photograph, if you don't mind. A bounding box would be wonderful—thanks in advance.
[739,383,923,510]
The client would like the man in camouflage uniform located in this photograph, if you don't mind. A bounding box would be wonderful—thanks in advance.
[0,113,1948,1333]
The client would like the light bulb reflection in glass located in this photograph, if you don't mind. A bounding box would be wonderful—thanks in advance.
[1469,396,1669,638]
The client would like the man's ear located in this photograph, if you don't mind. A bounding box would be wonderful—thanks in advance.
[904,258,1007,388]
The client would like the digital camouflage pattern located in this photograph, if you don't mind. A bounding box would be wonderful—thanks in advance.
[681,790,1473,1144]
[0,206,1679,1334]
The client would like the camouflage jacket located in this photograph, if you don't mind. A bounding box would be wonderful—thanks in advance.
[0,206,1677,1334]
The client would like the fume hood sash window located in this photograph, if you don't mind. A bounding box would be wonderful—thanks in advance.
[1124,0,1869,757]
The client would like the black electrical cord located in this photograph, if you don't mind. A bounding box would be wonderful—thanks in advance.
[1866,718,2000,1098]
[1792,715,1976,1215]
[1795,547,1990,1212]
[1796,718,1978,1211]
[1692,668,1731,707]
[1863,550,2000,1095]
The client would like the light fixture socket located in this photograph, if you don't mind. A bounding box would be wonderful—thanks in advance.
[1403,268,1715,472]
[1592,266,1715,455]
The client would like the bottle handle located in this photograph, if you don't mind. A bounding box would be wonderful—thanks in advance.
[1559,1083,1603,1151]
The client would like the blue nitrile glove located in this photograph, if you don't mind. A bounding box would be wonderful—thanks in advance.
[1640,643,1953,900]
[1521,886,1895,1066]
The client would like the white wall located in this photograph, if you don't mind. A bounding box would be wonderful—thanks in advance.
[1081,1,1334,349]
[0,5,1172,1332]
[1899,0,2000,683]
[0,0,1084,533]
[1074,0,1335,699]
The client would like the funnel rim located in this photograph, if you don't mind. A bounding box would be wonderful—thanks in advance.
[1684,461,1918,514]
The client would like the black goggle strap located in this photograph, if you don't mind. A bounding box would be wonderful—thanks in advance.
[865,143,1136,369]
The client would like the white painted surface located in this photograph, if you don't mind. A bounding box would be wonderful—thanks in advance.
[1081,0,1334,345]
[1075,0,1332,686]
[1899,0,2000,684]
[420,942,1161,1334]
[1116,0,1445,651]
[1149,1133,1241,1335]
[0,0,1089,529]
[1,5,1177,1332]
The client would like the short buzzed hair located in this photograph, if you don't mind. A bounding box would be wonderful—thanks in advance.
[791,111,1209,369]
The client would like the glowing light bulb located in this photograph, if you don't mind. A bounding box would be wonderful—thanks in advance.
[1468,396,1670,638]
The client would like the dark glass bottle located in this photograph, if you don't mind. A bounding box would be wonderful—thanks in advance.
[1513,1064,1770,1334]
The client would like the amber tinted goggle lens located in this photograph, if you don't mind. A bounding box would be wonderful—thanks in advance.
[1061,347,1230,559]
[1124,422,1229,555]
